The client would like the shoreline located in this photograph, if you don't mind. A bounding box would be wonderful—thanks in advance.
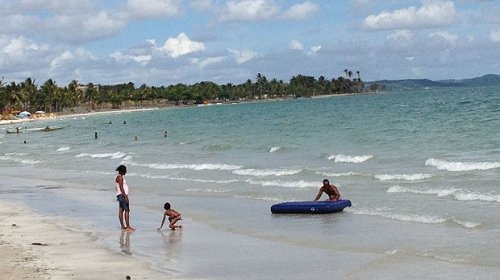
[0,199,167,280]
[0,107,161,126]
[0,92,367,127]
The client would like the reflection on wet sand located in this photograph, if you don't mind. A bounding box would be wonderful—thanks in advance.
[120,231,132,255]
[159,230,183,264]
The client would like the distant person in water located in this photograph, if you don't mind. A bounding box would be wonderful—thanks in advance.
[314,179,341,201]
[115,165,135,232]
[157,202,182,231]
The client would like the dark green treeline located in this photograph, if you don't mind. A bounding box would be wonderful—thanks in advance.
[0,72,364,114]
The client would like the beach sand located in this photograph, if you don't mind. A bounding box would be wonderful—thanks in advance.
[0,200,166,280]
[0,107,160,126]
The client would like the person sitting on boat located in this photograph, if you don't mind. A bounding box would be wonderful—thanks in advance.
[314,179,340,201]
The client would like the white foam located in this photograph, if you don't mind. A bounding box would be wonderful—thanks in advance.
[185,188,231,193]
[387,185,458,197]
[75,152,127,159]
[425,158,500,172]
[316,171,359,177]
[347,207,446,224]
[453,192,500,203]
[375,173,432,181]
[246,179,317,188]
[132,173,238,184]
[387,186,500,203]
[233,195,284,202]
[451,218,481,229]
[328,154,373,163]
[233,168,301,177]
[0,155,42,164]
[129,161,242,171]
[56,147,71,152]
[5,152,28,156]
[269,146,281,153]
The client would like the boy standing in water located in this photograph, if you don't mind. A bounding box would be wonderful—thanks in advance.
[115,165,135,232]
[157,202,183,231]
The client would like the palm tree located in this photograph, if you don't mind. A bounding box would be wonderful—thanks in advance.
[20,78,37,111]
[347,70,353,79]
[6,82,24,110]
[39,79,58,112]
[0,77,8,114]
[67,80,84,107]
[80,83,98,110]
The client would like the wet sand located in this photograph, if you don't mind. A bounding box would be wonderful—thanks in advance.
[0,200,166,280]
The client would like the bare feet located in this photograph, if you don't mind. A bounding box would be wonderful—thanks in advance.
[125,227,135,232]
[170,225,182,230]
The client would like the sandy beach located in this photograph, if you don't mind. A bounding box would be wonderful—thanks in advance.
[0,200,166,280]
[0,107,161,126]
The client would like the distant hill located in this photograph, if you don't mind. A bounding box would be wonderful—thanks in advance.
[367,74,500,91]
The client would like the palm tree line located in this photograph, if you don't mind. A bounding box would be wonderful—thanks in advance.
[0,72,364,115]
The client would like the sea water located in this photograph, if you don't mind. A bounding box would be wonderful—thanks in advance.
[1,86,500,279]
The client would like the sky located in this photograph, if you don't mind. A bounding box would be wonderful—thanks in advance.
[0,0,499,86]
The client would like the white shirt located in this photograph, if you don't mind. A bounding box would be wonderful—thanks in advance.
[115,176,129,196]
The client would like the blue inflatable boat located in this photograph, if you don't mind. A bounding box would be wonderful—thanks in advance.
[271,199,352,214]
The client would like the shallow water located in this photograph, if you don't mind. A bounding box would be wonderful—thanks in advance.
[1,86,500,279]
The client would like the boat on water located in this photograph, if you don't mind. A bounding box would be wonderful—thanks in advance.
[6,125,65,134]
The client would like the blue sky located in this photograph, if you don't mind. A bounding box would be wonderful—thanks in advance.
[0,0,499,86]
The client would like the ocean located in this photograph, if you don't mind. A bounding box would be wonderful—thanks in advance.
[1,86,500,279]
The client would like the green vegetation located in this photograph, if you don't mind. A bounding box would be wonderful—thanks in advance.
[0,72,363,115]
[366,74,500,91]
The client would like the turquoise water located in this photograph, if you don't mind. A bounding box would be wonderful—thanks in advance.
[1,86,500,279]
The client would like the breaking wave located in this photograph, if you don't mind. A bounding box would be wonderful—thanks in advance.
[328,154,373,163]
[375,173,432,181]
[126,160,242,171]
[425,158,500,172]
[387,186,500,203]
[233,168,301,177]
[269,146,281,153]
[346,207,479,228]
[245,179,318,188]
[75,152,127,159]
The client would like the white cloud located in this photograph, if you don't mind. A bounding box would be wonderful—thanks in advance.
[281,1,319,20]
[388,30,414,41]
[194,56,227,68]
[289,39,304,50]
[191,0,214,11]
[50,50,75,69]
[219,0,279,21]
[228,49,258,64]
[428,31,458,45]
[363,1,457,30]
[81,12,126,37]
[160,33,206,58]
[308,45,321,55]
[1,36,46,57]
[124,0,182,20]
[491,28,500,42]
[43,12,126,43]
